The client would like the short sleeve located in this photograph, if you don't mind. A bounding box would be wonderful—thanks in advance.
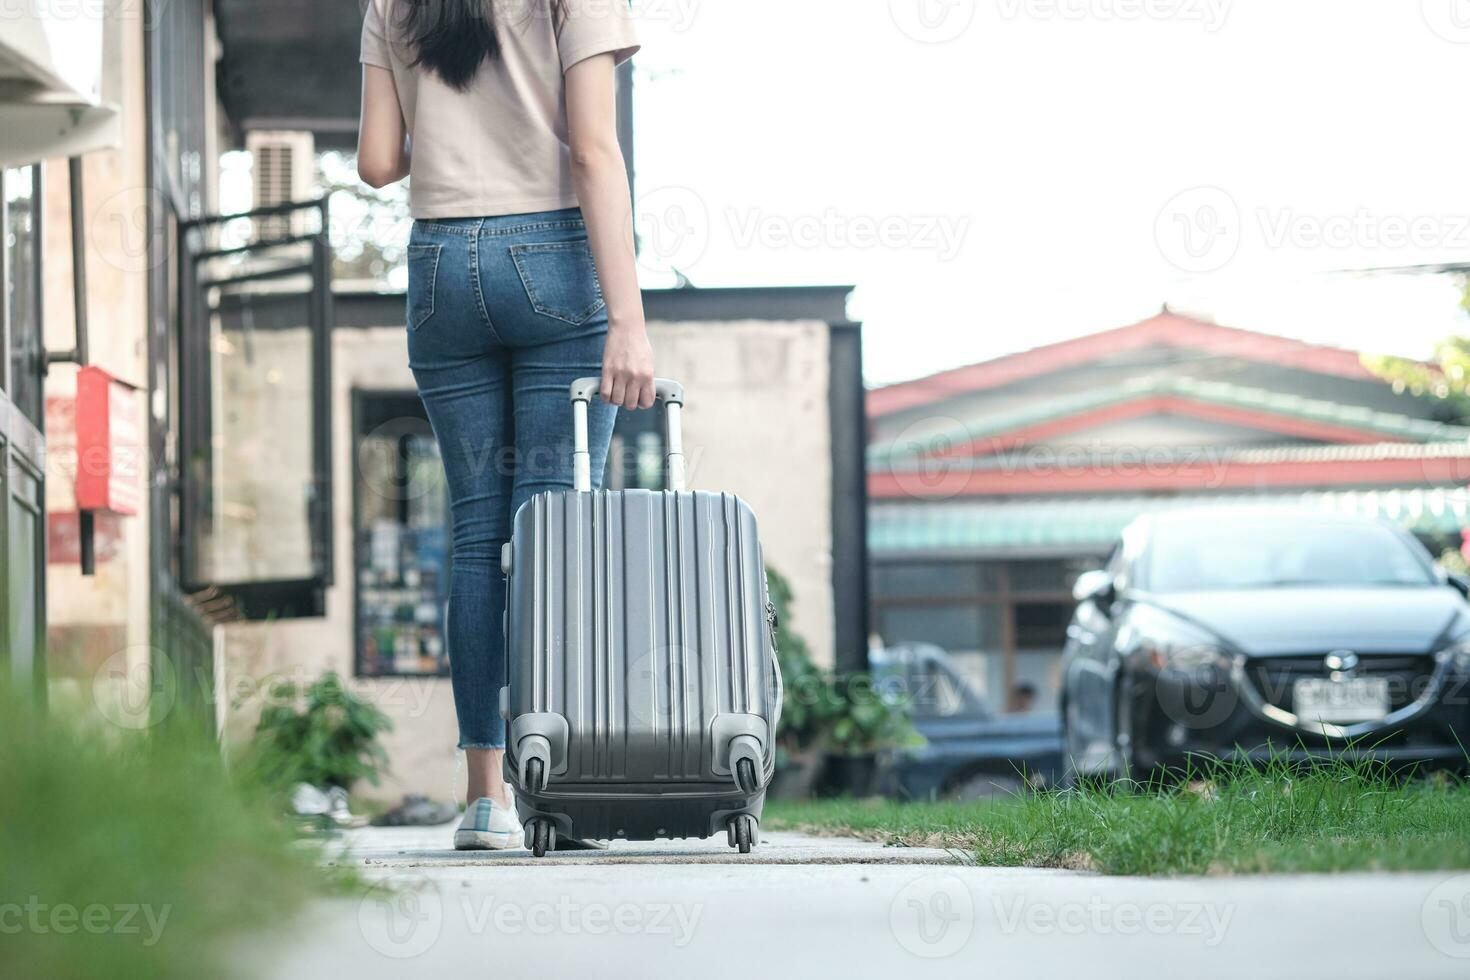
[361,0,392,69]
[556,0,641,73]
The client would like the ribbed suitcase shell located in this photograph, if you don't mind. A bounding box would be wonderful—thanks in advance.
[502,487,780,842]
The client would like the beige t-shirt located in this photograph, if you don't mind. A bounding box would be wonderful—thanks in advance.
[360,0,639,219]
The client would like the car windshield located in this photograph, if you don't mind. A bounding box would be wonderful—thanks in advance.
[1144,517,1435,592]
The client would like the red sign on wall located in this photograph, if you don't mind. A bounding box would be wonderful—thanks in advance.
[75,366,142,516]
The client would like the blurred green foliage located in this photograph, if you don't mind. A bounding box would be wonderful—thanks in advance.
[0,685,325,979]
[767,568,919,759]
[1364,279,1470,421]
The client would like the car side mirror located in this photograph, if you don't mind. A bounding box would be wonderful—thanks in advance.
[1448,572,1470,600]
[1073,569,1116,607]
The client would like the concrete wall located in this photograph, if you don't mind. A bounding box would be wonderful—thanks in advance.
[649,318,834,668]
[221,316,835,802]
[40,13,153,716]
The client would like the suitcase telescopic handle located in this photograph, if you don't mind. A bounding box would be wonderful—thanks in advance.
[569,377,687,493]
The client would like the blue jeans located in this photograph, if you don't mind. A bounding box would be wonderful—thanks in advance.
[406,207,617,749]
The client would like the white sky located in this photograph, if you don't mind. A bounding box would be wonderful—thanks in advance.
[631,0,1470,384]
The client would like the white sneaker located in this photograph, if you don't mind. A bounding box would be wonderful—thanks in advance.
[453,797,521,850]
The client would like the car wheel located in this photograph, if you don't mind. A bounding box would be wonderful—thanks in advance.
[1060,695,1109,791]
[1113,680,1138,788]
[1059,694,1074,757]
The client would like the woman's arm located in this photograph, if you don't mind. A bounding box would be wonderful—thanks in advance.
[357,65,411,188]
[565,53,655,411]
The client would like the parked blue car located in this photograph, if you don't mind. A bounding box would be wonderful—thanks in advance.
[871,643,1064,799]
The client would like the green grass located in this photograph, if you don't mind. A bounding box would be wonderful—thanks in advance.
[765,758,1470,876]
[0,689,336,979]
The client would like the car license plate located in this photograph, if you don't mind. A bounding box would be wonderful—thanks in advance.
[1293,677,1390,724]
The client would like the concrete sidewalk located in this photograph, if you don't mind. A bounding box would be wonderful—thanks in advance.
[257,821,1470,979]
[333,821,972,869]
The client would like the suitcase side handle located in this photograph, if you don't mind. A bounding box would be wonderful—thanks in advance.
[569,377,687,492]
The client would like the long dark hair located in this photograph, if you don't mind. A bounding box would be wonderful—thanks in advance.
[397,0,566,92]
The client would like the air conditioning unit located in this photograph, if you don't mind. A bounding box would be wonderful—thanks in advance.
[245,130,315,240]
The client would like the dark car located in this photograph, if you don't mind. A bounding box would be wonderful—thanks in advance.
[872,643,1063,799]
[1061,509,1470,783]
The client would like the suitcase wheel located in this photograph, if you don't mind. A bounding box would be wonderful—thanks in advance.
[529,818,556,858]
[735,757,760,796]
[727,814,757,855]
[524,756,547,795]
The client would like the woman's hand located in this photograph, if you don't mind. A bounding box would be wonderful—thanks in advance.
[600,324,656,410]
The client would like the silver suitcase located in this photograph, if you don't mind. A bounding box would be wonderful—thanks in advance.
[500,378,781,856]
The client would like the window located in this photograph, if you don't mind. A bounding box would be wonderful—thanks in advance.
[874,603,1006,710]
[873,650,974,719]
[871,556,1106,714]
[1008,558,1091,596]
[877,604,997,654]
[1014,602,1070,713]
[4,165,42,424]
[1143,516,1436,592]
[872,561,996,598]
[354,392,452,677]
[199,288,320,583]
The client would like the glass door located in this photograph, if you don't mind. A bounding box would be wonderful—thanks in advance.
[1,165,47,696]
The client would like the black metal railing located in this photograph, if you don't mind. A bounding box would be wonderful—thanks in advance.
[149,581,221,733]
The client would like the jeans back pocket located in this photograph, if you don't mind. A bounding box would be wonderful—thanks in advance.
[509,240,605,326]
[406,243,442,330]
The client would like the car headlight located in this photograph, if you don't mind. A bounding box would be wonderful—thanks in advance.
[1119,608,1231,674]
[1436,638,1470,673]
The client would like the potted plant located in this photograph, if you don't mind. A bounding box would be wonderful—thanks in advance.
[244,672,393,822]
[815,672,921,798]
[766,569,830,799]
[765,568,921,798]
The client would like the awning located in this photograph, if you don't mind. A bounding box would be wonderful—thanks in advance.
[870,487,1470,557]
[869,377,1470,467]
[0,2,122,166]
[214,0,365,147]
